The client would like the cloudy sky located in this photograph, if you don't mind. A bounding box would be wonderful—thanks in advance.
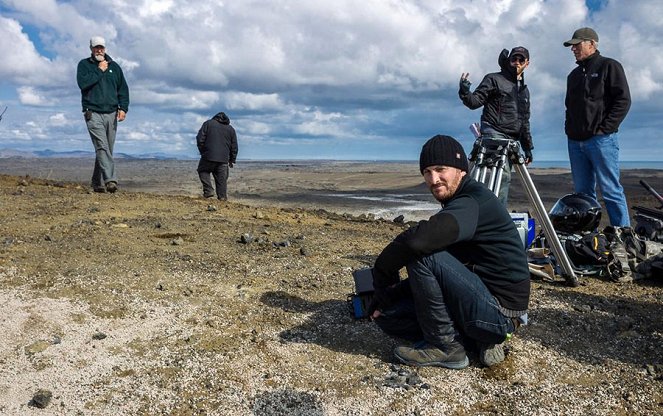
[0,0,661,162]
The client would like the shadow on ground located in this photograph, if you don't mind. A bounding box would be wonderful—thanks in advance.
[523,279,663,367]
[260,290,393,362]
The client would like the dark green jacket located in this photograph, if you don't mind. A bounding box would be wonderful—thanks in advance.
[77,54,130,113]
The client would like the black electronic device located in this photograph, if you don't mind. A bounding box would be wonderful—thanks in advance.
[347,268,374,319]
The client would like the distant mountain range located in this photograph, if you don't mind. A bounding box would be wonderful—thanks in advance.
[0,148,190,160]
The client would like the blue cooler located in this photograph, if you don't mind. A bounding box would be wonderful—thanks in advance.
[510,212,535,249]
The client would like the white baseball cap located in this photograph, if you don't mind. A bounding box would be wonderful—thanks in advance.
[90,36,106,48]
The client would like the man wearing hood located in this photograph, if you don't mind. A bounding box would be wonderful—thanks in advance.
[458,47,533,206]
[77,36,130,194]
[196,112,238,200]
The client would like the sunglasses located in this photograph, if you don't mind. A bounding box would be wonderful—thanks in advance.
[510,56,526,63]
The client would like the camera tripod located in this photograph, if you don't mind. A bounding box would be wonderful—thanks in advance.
[469,138,579,286]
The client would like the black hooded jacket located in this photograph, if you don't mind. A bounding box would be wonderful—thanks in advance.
[459,49,533,151]
[196,112,238,163]
[565,51,631,141]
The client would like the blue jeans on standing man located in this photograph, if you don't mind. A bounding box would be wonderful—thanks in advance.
[375,251,515,348]
[567,132,630,227]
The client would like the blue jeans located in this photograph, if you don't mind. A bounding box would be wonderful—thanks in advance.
[375,251,514,347]
[86,111,118,187]
[567,133,630,227]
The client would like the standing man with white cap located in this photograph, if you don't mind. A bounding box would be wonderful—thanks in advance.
[77,36,130,193]
[563,27,631,228]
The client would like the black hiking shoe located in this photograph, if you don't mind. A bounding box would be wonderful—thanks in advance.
[393,340,469,369]
[106,181,118,193]
[93,187,106,193]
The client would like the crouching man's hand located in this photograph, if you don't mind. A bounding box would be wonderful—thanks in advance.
[368,285,399,319]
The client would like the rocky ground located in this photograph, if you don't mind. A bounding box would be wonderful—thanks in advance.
[0,168,662,415]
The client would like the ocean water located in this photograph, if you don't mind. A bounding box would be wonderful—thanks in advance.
[531,160,663,169]
[323,192,441,221]
[318,160,662,221]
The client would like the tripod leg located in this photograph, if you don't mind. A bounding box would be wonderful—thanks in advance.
[479,167,488,184]
[513,164,579,286]
[486,166,500,196]
[470,163,480,181]
[492,153,509,198]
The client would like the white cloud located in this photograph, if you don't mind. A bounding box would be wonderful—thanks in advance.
[48,113,70,126]
[17,86,57,106]
[222,92,283,111]
[0,17,56,85]
[131,86,220,109]
[0,0,661,161]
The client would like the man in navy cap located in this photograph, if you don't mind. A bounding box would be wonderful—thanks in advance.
[459,46,534,206]
[369,135,530,369]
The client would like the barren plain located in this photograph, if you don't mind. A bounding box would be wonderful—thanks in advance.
[0,158,661,415]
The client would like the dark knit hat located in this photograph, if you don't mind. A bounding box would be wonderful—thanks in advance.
[419,135,469,174]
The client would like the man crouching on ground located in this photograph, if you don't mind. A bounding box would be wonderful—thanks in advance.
[370,134,530,369]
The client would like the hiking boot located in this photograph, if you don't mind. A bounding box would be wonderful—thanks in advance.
[93,186,106,193]
[620,227,647,262]
[203,193,215,198]
[479,343,506,367]
[393,340,469,369]
[106,181,118,193]
[604,226,631,280]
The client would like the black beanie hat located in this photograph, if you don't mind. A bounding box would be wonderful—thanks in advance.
[419,135,469,174]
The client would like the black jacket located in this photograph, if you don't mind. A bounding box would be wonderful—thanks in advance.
[565,51,631,141]
[196,112,238,163]
[459,50,532,151]
[373,175,530,312]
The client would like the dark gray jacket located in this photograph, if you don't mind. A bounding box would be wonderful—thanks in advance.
[196,112,238,163]
[459,50,533,151]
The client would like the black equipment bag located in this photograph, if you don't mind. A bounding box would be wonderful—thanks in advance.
[564,232,611,266]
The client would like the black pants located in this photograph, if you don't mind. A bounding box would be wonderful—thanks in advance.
[197,159,229,199]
